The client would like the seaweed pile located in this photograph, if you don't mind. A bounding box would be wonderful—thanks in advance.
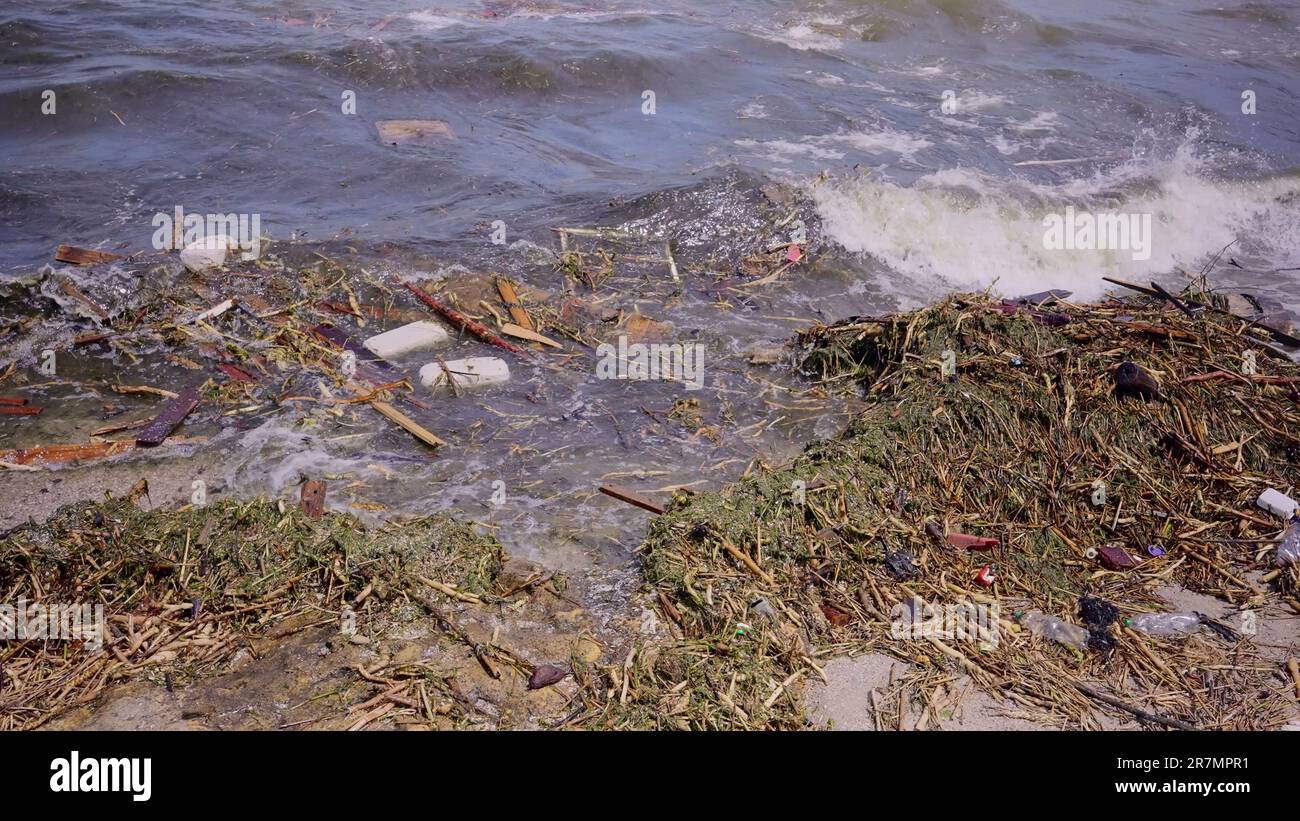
[0,496,507,729]
[581,291,1300,729]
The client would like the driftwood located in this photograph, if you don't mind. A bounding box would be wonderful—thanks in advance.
[404,282,527,358]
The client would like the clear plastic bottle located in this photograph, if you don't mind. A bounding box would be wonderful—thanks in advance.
[1276,521,1300,567]
[1021,612,1089,650]
[1126,612,1201,636]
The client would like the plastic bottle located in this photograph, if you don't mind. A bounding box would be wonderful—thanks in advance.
[1021,612,1089,650]
[1126,612,1201,637]
[1276,520,1300,567]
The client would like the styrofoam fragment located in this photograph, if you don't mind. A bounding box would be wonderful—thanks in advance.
[419,357,510,390]
[1256,488,1297,520]
[363,321,449,358]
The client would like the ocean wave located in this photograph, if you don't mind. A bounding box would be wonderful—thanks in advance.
[813,133,1300,302]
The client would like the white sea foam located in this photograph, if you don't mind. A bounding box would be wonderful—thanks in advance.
[813,137,1300,303]
[824,129,933,160]
[734,138,844,163]
[737,127,932,165]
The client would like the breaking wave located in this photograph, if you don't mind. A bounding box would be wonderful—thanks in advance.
[813,135,1300,303]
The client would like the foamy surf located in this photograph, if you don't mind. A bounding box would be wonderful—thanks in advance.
[812,140,1300,305]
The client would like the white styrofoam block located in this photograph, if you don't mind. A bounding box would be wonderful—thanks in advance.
[179,234,236,273]
[1256,488,1297,519]
[419,357,510,390]
[363,321,449,359]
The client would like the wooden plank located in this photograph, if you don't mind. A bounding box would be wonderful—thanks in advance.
[598,484,665,515]
[55,245,123,266]
[370,401,447,448]
[135,386,200,447]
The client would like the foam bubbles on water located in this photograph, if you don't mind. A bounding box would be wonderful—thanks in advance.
[813,135,1300,303]
[736,127,933,166]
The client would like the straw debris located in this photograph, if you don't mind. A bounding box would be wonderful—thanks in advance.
[576,291,1300,730]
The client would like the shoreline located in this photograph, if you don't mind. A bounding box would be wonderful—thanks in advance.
[6,288,1299,730]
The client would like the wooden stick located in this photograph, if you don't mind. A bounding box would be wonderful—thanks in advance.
[403,282,528,357]
[369,401,447,448]
[57,278,109,320]
[598,484,665,515]
[1072,681,1196,730]
[416,575,481,604]
[494,277,535,331]
[722,538,775,587]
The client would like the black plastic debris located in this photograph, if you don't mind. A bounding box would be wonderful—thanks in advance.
[1079,595,1119,652]
[883,550,917,581]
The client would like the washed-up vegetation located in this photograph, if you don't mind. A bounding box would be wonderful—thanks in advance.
[0,496,505,730]
[576,290,1300,729]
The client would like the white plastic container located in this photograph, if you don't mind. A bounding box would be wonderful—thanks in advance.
[1256,488,1297,520]
[363,321,449,359]
[419,357,510,390]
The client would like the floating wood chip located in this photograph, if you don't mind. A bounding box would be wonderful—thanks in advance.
[300,480,327,518]
[136,386,200,447]
[370,400,447,449]
[375,119,455,145]
[0,441,135,467]
[499,323,562,349]
[0,406,42,416]
[112,384,179,400]
[495,277,535,331]
[91,417,152,437]
[598,484,665,515]
[186,298,235,324]
[55,245,123,266]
